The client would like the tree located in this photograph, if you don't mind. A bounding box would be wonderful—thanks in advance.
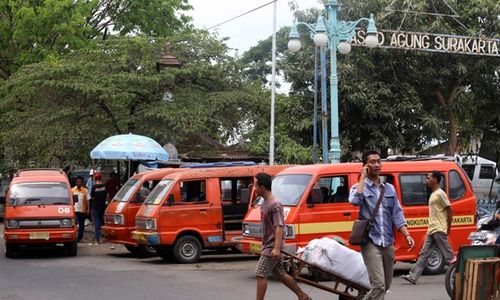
[0,0,192,80]
[241,0,499,160]
[0,31,266,169]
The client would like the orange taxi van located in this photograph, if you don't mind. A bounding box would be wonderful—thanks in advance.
[4,169,77,257]
[239,161,477,275]
[102,168,188,256]
[131,165,289,263]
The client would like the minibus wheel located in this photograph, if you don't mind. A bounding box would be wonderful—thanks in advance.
[5,243,17,258]
[173,235,202,263]
[423,248,445,275]
[65,240,78,256]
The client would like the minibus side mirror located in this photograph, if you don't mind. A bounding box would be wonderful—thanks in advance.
[167,194,174,205]
[73,194,79,203]
[240,188,250,205]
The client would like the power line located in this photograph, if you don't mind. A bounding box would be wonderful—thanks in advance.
[207,0,277,31]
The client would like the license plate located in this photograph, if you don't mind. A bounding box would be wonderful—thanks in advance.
[468,232,487,240]
[29,232,50,240]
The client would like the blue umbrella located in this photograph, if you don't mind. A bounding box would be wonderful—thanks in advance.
[90,133,169,161]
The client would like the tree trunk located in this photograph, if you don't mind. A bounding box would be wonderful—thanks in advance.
[435,77,464,156]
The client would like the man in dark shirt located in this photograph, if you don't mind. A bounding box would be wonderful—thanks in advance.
[254,172,310,300]
[91,172,107,243]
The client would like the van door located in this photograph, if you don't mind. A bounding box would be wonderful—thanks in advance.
[159,179,223,244]
[298,174,355,247]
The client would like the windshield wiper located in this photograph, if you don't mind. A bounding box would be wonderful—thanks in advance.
[51,202,70,205]
[23,198,42,203]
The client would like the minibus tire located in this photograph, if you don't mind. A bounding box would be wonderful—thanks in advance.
[423,248,445,275]
[5,243,17,258]
[173,235,202,264]
[65,240,78,256]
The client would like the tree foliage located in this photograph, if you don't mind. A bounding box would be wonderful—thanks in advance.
[241,0,499,161]
[0,0,192,80]
[0,31,267,168]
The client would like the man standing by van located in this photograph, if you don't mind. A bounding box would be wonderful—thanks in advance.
[254,173,310,300]
[400,171,455,284]
[72,176,89,242]
[90,172,107,244]
[349,150,415,300]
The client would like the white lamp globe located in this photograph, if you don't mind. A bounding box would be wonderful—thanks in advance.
[313,32,328,47]
[288,39,302,52]
[338,41,352,55]
[365,34,379,48]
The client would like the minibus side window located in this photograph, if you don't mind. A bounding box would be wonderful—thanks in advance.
[461,165,475,181]
[479,165,495,179]
[308,175,349,204]
[400,173,447,206]
[449,170,466,200]
[180,180,206,203]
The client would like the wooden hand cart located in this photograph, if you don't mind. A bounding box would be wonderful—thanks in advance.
[281,250,370,300]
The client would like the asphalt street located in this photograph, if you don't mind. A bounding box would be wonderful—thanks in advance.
[0,228,450,300]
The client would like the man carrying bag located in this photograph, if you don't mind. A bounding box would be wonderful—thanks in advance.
[349,150,415,300]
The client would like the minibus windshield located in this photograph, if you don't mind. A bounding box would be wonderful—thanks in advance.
[143,179,173,205]
[113,179,141,202]
[9,182,70,206]
[271,174,312,206]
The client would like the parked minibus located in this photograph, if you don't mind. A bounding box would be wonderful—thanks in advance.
[4,169,77,257]
[239,161,477,275]
[131,165,289,263]
[102,168,188,256]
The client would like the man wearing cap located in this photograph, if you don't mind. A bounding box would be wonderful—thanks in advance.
[90,172,107,243]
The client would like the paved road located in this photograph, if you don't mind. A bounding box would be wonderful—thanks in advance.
[0,238,451,300]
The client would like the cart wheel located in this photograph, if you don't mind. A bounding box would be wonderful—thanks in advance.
[445,263,457,299]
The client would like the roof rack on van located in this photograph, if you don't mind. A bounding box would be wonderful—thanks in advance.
[384,155,458,162]
[15,168,64,177]
[179,161,257,169]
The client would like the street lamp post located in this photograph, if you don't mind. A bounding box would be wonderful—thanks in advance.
[288,0,378,163]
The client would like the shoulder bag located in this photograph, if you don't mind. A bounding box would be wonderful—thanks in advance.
[348,185,385,245]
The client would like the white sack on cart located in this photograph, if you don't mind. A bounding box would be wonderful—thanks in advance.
[300,237,370,289]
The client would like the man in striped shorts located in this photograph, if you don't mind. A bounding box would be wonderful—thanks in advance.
[254,172,310,300]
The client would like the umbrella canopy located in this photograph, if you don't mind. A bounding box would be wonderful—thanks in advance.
[90,133,169,161]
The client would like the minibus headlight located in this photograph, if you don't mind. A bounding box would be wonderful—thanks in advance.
[7,219,19,229]
[60,218,73,228]
[113,214,125,225]
[242,223,250,235]
[285,224,295,239]
[145,218,157,230]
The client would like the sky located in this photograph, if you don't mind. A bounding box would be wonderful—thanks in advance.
[187,0,323,55]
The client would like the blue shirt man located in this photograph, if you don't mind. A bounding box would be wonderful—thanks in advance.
[348,150,414,300]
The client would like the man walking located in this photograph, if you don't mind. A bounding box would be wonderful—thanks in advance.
[400,171,455,284]
[254,173,310,300]
[349,150,415,300]
[71,176,89,242]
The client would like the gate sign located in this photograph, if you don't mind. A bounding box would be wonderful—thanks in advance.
[353,29,500,57]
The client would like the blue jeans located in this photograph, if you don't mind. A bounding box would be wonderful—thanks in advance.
[91,209,102,242]
[75,212,86,241]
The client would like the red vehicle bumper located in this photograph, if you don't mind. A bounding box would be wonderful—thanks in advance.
[4,229,76,244]
[102,225,138,246]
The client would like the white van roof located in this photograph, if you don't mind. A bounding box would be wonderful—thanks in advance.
[457,155,496,166]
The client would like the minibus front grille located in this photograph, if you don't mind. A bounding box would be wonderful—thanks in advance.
[18,219,62,229]
[135,219,147,230]
[245,223,263,238]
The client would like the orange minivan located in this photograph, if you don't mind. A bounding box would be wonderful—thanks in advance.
[239,161,477,275]
[4,169,77,257]
[102,168,188,256]
[131,165,289,263]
